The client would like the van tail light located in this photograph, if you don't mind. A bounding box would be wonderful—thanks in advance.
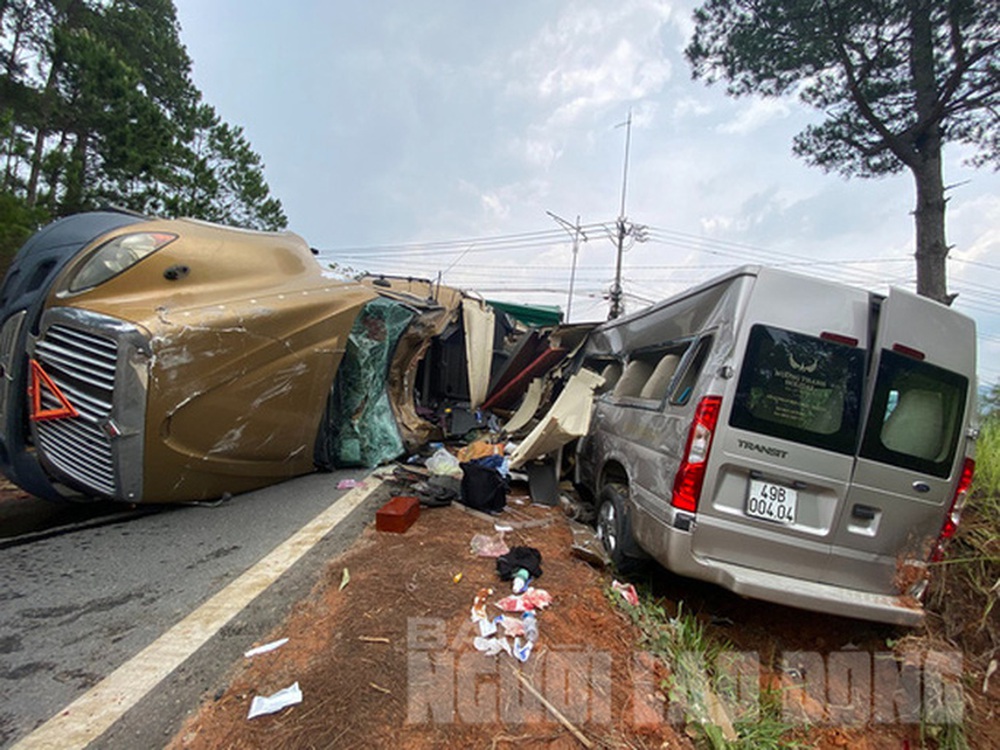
[930,457,975,563]
[671,396,722,513]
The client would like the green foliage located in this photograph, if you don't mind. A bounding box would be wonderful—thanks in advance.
[927,418,1000,655]
[686,0,999,178]
[0,193,49,277]
[0,0,287,232]
[686,0,999,303]
[972,415,1000,501]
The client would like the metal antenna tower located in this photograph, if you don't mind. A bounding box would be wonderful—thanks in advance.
[609,111,632,320]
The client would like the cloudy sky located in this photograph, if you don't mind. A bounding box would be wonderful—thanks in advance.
[172,0,1000,385]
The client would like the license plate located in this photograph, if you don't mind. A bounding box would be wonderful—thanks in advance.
[746,479,797,524]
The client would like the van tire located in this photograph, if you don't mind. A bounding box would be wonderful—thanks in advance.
[596,483,644,576]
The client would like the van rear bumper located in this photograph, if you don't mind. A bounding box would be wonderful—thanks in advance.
[691,556,924,627]
[633,508,925,627]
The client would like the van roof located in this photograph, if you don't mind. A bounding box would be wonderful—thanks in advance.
[596,263,972,335]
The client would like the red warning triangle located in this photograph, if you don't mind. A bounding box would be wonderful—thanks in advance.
[29,359,79,422]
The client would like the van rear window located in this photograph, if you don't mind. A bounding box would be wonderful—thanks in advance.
[730,324,864,454]
[859,350,967,478]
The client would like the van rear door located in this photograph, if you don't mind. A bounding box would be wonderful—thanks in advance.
[690,272,870,584]
[825,288,975,595]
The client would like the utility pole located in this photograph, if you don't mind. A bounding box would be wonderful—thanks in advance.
[609,111,632,320]
[547,211,587,323]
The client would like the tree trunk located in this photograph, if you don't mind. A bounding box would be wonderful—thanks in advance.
[25,60,60,207]
[911,152,951,305]
[61,129,87,214]
[909,0,951,306]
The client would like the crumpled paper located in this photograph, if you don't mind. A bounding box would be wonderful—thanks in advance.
[247,682,303,719]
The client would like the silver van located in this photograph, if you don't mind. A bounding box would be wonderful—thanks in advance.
[577,265,977,626]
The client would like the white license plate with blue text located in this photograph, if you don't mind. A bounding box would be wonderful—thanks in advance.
[746,479,797,524]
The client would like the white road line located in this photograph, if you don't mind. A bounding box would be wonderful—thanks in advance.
[12,477,383,750]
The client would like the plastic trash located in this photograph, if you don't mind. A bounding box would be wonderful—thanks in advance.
[336,479,366,490]
[495,587,552,612]
[474,636,512,657]
[512,567,531,594]
[478,617,498,638]
[470,587,493,622]
[244,638,289,658]
[512,637,533,663]
[426,447,462,478]
[247,682,303,719]
[494,615,525,638]
[522,611,538,643]
[470,532,509,557]
[612,579,639,606]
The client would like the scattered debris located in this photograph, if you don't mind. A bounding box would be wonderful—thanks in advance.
[339,568,350,591]
[375,495,420,533]
[470,532,509,558]
[243,638,289,658]
[470,587,494,622]
[569,520,610,567]
[425,447,462,478]
[473,635,512,657]
[509,368,605,469]
[611,580,639,606]
[495,587,552,612]
[984,658,997,694]
[246,682,302,720]
[357,636,390,644]
[512,636,533,662]
[494,614,526,637]
[496,546,543,581]
[336,479,366,490]
[459,459,508,513]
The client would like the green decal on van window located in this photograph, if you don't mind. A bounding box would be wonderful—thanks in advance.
[730,325,864,455]
[860,350,967,478]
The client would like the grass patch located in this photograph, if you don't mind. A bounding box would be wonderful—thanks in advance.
[611,588,801,749]
[927,418,1000,654]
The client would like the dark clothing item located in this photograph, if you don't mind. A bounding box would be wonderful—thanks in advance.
[496,546,542,580]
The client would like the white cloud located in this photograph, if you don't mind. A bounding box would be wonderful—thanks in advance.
[509,0,679,127]
[672,96,712,119]
[717,98,792,134]
[480,192,510,221]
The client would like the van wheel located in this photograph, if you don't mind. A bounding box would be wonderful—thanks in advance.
[596,484,643,575]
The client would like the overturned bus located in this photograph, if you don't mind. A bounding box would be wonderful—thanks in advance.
[0,211,565,504]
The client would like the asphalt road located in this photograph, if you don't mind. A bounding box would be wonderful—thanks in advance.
[0,469,387,749]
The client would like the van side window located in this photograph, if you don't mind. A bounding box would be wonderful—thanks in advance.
[611,346,688,403]
[612,359,654,398]
[859,350,967,478]
[640,353,680,400]
[730,324,864,455]
[670,336,712,405]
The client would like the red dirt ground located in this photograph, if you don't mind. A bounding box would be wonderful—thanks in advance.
[161,476,1000,750]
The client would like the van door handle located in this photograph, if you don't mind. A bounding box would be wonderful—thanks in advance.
[912,481,931,493]
[851,504,878,521]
